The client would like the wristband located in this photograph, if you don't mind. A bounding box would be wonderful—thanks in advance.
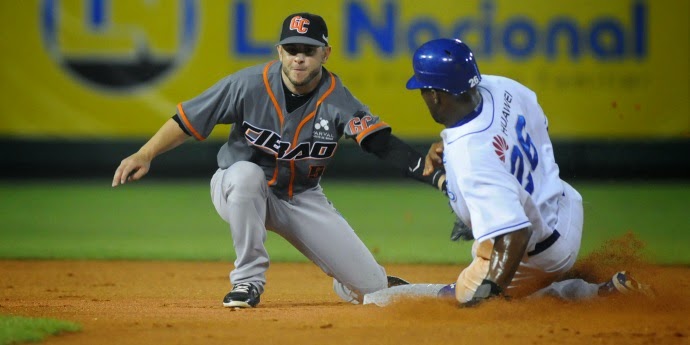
[431,168,446,191]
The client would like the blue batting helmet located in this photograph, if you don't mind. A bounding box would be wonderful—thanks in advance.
[406,38,481,95]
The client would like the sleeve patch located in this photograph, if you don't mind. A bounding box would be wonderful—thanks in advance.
[347,114,375,135]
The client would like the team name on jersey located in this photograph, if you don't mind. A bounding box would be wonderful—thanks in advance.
[500,91,513,135]
[242,121,337,160]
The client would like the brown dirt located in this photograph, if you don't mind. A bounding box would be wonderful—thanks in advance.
[1,260,689,345]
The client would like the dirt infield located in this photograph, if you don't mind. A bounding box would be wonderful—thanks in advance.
[1,260,688,345]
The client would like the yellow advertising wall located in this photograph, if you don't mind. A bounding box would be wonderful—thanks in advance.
[0,0,687,139]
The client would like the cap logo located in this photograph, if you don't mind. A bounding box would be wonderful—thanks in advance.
[289,16,310,34]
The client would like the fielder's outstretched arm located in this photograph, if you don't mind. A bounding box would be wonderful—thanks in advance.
[112,118,190,187]
[362,130,446,191]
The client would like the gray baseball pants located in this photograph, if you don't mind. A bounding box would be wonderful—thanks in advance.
[210,161,387,303]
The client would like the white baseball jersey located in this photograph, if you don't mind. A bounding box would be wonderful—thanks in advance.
[442,75,564,251]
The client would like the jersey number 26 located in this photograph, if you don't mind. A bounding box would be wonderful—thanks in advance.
[510,115,539,194]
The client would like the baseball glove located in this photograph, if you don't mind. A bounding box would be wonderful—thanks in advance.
[450,216,473,241]
[462,279,504,307]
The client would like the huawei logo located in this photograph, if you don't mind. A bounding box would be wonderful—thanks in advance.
[493,135,509,162]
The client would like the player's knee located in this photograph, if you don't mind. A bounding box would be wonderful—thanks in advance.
[224,161,266,193]
[455,258,490,303]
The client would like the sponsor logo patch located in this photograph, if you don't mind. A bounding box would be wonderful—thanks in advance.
[313,117,334,141]
[493,135,509,162]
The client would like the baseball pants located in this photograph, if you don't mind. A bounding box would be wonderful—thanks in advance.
[210,161,388,303]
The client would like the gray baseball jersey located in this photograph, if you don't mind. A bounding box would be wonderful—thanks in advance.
[179,61,392,303]
[177,61,389,200]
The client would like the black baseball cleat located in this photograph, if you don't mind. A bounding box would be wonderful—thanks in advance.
[223,282,261,308]
[387,275,410,288]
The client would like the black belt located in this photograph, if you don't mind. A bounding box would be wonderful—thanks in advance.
[527,230,560,256]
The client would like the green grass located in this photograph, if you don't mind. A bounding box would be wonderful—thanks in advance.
[0,180,688,264]
[0,315,80,345]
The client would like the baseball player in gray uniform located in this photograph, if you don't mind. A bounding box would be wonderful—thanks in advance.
[112,13,445,308]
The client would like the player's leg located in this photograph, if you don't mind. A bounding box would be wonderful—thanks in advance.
[210,162,270,296]
[556,181,584,268]
[454,182,585,302]
[538,181,584,273]
[508,181,585,298]
[454,240,573,302]
[528,279,600,301]
[266,185,387,304]
[363,283,449,306]
[454,240,492,302]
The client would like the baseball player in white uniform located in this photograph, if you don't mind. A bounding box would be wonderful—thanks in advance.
[363,38,653,306]
[112,13,445,308]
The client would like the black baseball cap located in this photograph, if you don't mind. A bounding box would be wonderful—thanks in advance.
[278,13,329,47]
